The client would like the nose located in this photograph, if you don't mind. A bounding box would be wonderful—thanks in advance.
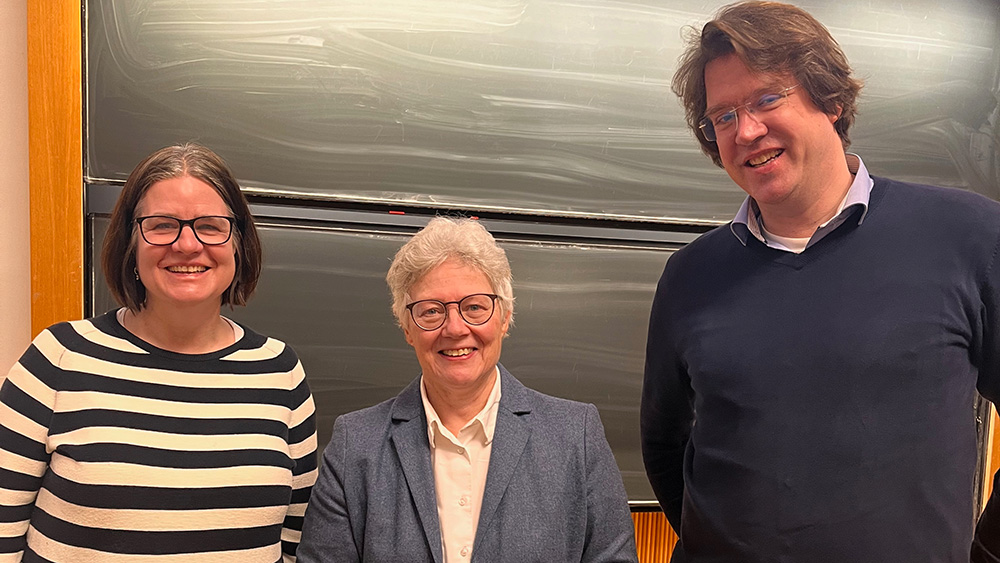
[733,107,767,145]
[172,224,204,253]
[439,303,470,336]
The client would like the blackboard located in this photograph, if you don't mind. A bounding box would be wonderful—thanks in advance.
[85,0,1000,502]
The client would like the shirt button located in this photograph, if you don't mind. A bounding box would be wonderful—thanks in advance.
[459,496,468,506]
[461,546,470,557]
[457,447,465,455]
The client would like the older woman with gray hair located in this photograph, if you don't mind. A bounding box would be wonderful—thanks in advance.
[298,217,638,563]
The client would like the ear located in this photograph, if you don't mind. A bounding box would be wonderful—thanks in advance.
[829,104,843,124]
[403,323,416,347]
[499,310,512,336]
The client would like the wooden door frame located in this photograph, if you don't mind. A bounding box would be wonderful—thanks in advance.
[27,0,83,335]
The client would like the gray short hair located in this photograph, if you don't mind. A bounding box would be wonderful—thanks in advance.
[386,217,514,331]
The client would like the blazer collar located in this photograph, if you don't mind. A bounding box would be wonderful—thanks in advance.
[474,365,533,552]
[388,365,535,562]
[389,364,529,421]
[389,377,443,563]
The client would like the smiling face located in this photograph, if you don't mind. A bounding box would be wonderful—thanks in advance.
[704,53,845,213]
[134,175,236,314]
[403,258,511,399]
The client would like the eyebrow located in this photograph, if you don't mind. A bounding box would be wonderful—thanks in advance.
[703,84,788,118]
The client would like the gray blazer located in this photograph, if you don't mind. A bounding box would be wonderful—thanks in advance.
[298,365,638,563]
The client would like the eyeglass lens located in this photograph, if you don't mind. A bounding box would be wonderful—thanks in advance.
[409,293,496,330]
[138,216,233,246]
[698,86,796,142]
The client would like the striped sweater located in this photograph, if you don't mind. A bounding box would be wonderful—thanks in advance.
[0,310,317,562]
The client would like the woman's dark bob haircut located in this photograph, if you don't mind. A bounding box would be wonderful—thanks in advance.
[101,143,262,312]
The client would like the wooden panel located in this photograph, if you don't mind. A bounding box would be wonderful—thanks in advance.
[27,0,83,336]
[633,511,677,563]
[988,407,1000,502]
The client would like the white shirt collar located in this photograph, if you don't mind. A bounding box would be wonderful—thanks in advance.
[730,153,874,249]
[420,366,502,448]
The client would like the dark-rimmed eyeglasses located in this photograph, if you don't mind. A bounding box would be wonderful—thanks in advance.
[698,84,799,142]
[406,293,499,331]
[135,215,235,246]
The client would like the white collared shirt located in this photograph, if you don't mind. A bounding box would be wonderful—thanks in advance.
[730,153,875,252]
[420,368,502,563]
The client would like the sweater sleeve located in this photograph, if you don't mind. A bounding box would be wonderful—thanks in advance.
[973,227,1000,560]
[0,330,59,561]
[282,361,318,563]
[640,259,695,533]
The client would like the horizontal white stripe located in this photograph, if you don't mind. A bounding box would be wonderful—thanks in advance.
[56,391,289,421]
[48,459,292,488]
[36,488,289,532]
[50,427,289,453]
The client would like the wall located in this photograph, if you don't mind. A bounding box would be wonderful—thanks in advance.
[0,0,31,373]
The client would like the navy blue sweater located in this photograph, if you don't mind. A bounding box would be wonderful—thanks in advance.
[641,177,1000,562]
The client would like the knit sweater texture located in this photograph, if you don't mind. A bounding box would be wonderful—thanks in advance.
[0,310,318,562]
[641,177,1000,562]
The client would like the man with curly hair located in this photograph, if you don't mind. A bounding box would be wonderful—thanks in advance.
[641,2,1000,561]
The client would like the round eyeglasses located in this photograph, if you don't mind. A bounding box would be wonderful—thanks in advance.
[405,293,499,331]
[135,215,235,246]
[698,84,799,142]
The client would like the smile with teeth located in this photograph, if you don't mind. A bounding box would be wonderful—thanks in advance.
[747,149,783,167]
[166,265,208,273]
[440,348,474,357]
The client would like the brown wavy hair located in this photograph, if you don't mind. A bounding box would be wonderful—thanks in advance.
[672,1,863,167]
[102,143,262,311]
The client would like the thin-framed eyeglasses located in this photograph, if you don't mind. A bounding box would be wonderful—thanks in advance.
[406,293,499,331]
[135,215,236,246]
[698,84,800,142]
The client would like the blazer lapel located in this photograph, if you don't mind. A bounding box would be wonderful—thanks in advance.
[474,365,532,549]
[389,378,444,563]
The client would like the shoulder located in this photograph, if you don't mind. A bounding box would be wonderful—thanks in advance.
[657,223,738,287]
[221,323,303,371]
[7,313,126,394]
[338,395,400,428]
[873,176,1000,227]
[870,177,1000,263]
[521,386,595,419]
[333,383,416,442]
[671,223,735,262]
[37,311,141,359]
[502,372,600,438]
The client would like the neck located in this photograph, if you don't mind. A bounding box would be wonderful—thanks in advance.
[123,300,234,354]
[758,158,854,239]
[425,368,497,436]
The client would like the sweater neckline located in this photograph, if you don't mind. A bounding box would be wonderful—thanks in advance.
[93,309,254,362]
[747,178,887,269]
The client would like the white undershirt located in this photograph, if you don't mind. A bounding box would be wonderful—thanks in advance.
[760,188,854,254]
[759,226,811,254]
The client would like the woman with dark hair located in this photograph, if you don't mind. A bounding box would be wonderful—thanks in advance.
[0,143,316,561]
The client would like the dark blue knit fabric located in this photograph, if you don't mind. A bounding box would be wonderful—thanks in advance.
[642,176,1000,562]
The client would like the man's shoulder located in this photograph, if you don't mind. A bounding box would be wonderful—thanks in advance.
[868,177,1000,262]
[660,222,740,282]
[874,176,1000,222]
